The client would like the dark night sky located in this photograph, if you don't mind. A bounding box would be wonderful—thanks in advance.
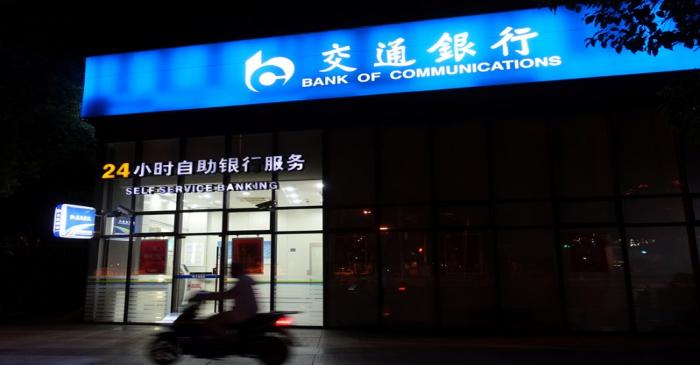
[2,0,534,58]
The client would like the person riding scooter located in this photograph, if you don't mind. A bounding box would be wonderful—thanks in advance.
[189,262,258,338]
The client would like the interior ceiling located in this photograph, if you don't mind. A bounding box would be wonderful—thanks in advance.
[145,180,322,208]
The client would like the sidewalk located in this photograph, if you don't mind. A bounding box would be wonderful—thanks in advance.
[0,324,698,364]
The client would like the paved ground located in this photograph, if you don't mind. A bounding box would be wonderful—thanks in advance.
[0,324,699,364]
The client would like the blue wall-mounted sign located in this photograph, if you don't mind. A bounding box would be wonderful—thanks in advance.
[81,7,700,117]
[53,204,96,239]
[111,216,131,237]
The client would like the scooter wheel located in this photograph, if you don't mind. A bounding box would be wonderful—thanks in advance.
[257,336,289,365]
[149,333,181,365]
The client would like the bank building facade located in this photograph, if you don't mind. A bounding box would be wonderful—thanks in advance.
[81,6,700,331]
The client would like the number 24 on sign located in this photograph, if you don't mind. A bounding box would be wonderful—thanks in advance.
[102,163,131,179]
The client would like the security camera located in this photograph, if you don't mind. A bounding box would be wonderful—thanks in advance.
[256,200,276,209]
[116,205,134,216]
[106,204,134,217]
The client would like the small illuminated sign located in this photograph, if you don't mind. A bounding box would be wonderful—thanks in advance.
[111,217,131,236]
[53,204,96,239]
[81,7,700,117]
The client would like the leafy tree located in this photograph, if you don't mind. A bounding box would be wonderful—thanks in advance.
[541,0,700,55]
[541,1,700,142]
[0,50,95,199]
[0,46,96,320]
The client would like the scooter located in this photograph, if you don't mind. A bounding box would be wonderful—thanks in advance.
[148,301,297,365]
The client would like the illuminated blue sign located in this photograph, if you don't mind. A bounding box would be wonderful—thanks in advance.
[81,7,700,117]
[53,204,96,239]
[111,216,131,237]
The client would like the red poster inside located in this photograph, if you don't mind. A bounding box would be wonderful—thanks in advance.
[139,239,167,274]
[233,237,263,274]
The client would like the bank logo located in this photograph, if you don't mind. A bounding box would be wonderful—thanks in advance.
[244,51,295,92]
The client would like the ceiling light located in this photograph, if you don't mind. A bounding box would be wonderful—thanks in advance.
[284,186,296,192]
[242,191,251,196]
[292,199,302,204]
[288,193,299,199]
[315,182,324,189]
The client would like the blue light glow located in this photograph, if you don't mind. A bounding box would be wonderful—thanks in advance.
[81,7,700,117]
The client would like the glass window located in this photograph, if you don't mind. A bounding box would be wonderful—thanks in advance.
[380,231,435,325]
[136,139,179,212]
[627,227,698,331]
[439,230,496,327]
[623,198,685,223]
[143,138,179,163]
[278,131,322,181]
[278,180,323,207]
[555,115,614,197]
[227,234,273,313]
[103,142,135,211]
[127,236,175,323]
[685,143,700,193]
[380,206,431,230]
[84,239,128,322]
[181,211,222,234]
[228,133,273,208]
[134,214,175,234]
[229,189,272,209]
[434,122,489,201]
[560,201,616,224]
[327,233,378,326]
[104,216,131,237]
[498,229,562,329]
[617,111,681,195]
[228,211,270,231]
[174,235,222,317]
[327,208,375,230]
[381,126,430,203]
[326,128,375,205]
[136,191,177,212]
[277,209,322,232]
[183,136,224,209]
[275,234,324,325]
[496,202,552,227]
[107,178,134,212]
[561,229,629,330]
[183,191,223,210]
[493,119,550,199]
[438,206,489,227]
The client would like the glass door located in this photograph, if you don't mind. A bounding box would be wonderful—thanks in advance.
[173,235,222,318]
[225,234,272,313]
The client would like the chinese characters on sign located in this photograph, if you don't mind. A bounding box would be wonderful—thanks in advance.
[321,43,356,72]
[306,27,540,76]
[490,26,539,56]
[101,154,305,179]
[374,37,416,67]
[300,25,553,88]
[83,6,700,117]
[428,32,477,63]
